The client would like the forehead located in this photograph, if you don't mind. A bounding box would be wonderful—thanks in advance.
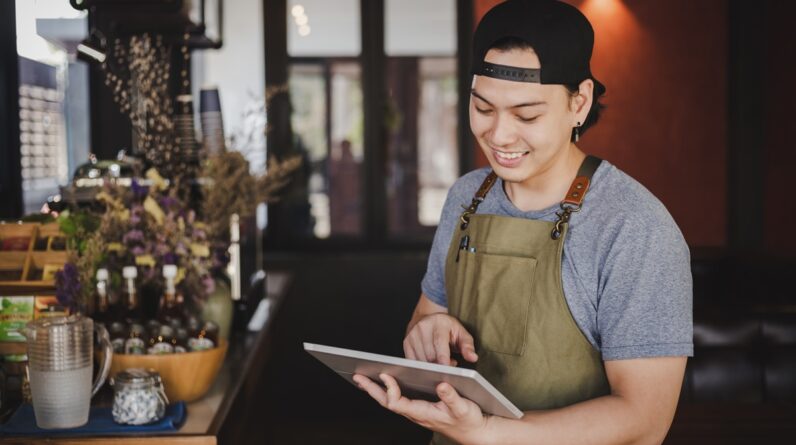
[484,47,541,69]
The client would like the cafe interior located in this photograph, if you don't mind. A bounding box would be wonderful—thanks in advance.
[0,0,795,443]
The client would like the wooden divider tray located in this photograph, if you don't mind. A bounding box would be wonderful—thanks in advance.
[0,222,67,294]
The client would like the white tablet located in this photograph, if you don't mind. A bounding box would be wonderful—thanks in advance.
[304,342,523,419]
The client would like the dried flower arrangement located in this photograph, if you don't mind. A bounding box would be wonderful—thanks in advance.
[56,170,216,314]
[202,152,302,243]
[53,38,302,314]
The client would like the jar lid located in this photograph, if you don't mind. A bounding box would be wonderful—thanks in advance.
[112,368,162,388]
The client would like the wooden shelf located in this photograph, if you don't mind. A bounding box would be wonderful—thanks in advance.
[0,222,63,296]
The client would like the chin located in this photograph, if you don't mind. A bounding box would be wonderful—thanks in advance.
[487,159,534,184]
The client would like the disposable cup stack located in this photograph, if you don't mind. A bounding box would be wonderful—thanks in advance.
[200,87,226,155]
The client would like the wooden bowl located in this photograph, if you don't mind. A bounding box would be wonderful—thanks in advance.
[109,340,228,402]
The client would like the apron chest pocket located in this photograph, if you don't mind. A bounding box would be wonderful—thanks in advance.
[462,252,537,356]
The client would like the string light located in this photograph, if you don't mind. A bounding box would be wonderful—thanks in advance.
[291,3,311,37]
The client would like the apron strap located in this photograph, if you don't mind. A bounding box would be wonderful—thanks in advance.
[458,155,603,233]
[552,155,602,239]
[459,171,498,229]
[562,155,602,207]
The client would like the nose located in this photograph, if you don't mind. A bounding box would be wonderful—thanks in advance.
[488,113,517,147]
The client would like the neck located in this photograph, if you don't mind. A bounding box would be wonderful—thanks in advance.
[504,143,585,212]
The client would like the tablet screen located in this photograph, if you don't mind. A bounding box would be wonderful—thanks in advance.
[304,342,523,419]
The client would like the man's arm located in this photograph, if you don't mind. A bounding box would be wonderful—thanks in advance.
[406,292,447,334]
[482,356,686,445]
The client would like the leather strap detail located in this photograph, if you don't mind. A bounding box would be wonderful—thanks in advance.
[460,171,498,229]
[475,171,498,200]
[459,156,602,234]
[552,155,602,239]
[562,155,602,207]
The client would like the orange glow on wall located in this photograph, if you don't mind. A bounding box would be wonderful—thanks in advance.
[473,0,728,247]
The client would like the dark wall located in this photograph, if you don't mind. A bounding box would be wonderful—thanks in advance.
[763,2,796,251]
[0,0,22,219]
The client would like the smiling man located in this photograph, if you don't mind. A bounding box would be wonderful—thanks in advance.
[354,1,693,444]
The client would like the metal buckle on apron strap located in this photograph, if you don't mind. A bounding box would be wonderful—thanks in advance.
[551,202,581,240]
[459,196,484,230]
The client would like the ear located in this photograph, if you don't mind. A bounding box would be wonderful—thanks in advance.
[570,78,594,124]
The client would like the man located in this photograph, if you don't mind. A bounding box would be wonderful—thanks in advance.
[355,1,693,444]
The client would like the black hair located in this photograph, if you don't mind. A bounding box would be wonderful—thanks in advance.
[487,37,605,141]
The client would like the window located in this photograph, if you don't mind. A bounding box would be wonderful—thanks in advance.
[385,0,459,237]
[264,0,472,248]
[14,0,90,214]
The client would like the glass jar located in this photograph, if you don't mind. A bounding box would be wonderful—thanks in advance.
[111,368,168,425]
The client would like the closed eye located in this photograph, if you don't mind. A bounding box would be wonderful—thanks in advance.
[518,115,540,123]
[475,107,493,115]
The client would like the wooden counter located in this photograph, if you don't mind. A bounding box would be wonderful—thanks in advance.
[0,272,291,445]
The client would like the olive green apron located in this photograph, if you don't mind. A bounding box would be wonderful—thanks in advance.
[431,156,610,445]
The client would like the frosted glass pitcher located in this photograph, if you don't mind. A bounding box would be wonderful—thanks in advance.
[24,315,112,429]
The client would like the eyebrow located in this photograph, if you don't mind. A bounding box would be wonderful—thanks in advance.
[471,89,546,109]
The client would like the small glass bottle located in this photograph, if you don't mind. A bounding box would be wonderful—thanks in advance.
[157,264,184,325]
[186,315,201,337]
[174,327,189,353]
[109,321,127,354]
[145,319,161,338]
[147,325,175,355]
[94,268,110,327]
[122,266,143,324]
[124,323,147,355]
[188,320,218,351]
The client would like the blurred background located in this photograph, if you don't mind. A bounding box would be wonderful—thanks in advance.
[1,0,795,443]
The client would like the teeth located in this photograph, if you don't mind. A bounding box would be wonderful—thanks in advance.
[495,151,526,160]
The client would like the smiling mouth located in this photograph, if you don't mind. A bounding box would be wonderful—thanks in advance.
[493,149,530,160]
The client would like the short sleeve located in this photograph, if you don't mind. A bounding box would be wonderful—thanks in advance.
[596,213,694,361]
[420,184,467,307]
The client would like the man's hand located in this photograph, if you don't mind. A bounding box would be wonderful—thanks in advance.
[404,312,479,366]
[353,373,489,445]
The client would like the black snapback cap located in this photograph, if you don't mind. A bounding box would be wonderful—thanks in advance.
[472,0,605,96]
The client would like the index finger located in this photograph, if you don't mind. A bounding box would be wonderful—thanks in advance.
[454,328,478,363]
[432,327,453,365]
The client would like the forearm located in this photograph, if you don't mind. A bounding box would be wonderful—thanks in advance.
[477,394,671,445]
[406,293,447,334]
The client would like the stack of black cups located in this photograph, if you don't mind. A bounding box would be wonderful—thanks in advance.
[199,87,226,155]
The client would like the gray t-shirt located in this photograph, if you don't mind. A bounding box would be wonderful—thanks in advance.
[421,161,693,361]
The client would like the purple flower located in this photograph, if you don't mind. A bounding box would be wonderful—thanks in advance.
[163,252,178,264]
[131,180,149,198]
[154,242,170,257]
[55,263,81,310]
[159,196,178,209]
[123,230,144,244]
[130,245,145,256]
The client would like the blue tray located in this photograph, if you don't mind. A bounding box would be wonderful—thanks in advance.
[0,402,186,436]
